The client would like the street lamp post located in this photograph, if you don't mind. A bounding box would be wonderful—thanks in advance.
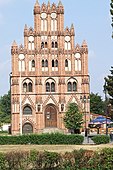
[19,53,25,135]
[19,61,22,135]
[80,95,90,137]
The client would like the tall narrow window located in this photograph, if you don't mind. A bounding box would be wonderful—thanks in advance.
[55,42,58,48]
[45,60,48,67]
[65,59,68,67]
[42,60,44,67]
[32,60,35,68]
[52,60,54,67]
[46,82,50,92]
[73,82,77,91]
[67,82,72,92]
[45,42,47,48]
[51,82,55,92]
[55,60,58,67]
[41,42,44,49]
[52,42,54,48]
[28,82,32,92]
[23,83,27,92]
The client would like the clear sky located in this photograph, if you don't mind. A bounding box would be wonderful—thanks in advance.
[0,0,112,99]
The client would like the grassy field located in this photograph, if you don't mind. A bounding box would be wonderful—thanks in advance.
[0,144,113,153]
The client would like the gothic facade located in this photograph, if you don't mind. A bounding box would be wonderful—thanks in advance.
[11,0,90,135]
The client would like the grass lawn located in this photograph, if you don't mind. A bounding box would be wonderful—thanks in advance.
[0,144,113,153]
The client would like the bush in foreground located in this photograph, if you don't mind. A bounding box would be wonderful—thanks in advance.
[0,148,113,169]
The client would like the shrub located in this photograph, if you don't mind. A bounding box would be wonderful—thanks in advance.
[5,151,30,170]
[0,153,6,170]
[0,149,113,169]
[0,133,84,145]
[88,148,113,170]
[91,135,110,144]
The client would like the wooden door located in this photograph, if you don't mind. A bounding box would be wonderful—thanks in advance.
[45,105,57,127]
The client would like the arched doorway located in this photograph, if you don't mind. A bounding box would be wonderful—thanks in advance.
[45,104,57,127]
[22,123,33,134]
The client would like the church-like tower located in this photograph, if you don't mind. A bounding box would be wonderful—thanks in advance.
[11,0,90,135]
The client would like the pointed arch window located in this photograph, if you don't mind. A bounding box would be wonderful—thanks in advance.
[52,60,54,67]
[51,82,55,92]
[41,42,44,49]
[42,60,44,67]
[52,42,54,48]
[55,60,58,67]
[32,60,35,68]
[23,83,27,92]
[65,59,68,67]
[45,60,48,67]
[23,106,32,115]
[67,82,72,92]
[45,42,48,48]
[55,42,58,48]
[28,82,32,92]
[73,82,77,91]
[46,82,50,92]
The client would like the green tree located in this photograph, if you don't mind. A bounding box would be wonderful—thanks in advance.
[110,0,113,37]
[64,103,83,134]
[104,67,113,119]
[0,91,11,123]
[90,92,105,115]
[105,67,113,105]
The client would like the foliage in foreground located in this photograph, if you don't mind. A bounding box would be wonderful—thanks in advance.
[0,133,84,145]
[0,148,113,169]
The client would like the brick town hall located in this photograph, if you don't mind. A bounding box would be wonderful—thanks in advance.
[11,0,90,135]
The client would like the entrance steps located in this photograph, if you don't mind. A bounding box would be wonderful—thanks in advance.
[43,128,64,133]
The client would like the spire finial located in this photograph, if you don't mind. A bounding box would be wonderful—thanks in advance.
[71,23,74,28]
[82,40,87,47]
[35,0,39,5]
[58,0,62,6]
[48,0,50,6]
[12,40,17,47]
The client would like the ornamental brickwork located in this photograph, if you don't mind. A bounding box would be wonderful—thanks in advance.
[11,0,90,135]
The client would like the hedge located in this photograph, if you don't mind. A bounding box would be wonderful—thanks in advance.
[0,148,113,169]
[0,133,84,145]
[91,135,110,144]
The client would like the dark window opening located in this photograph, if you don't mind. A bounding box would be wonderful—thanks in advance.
[28,82,32,92]
[67,82,72,92]
[51,82,55,92]
[52,42,54,48]
[23,106,32,115]
[73,82,77,91]
[45,42,48,48]
[23,83,27,92]
[41,42,44,49]
[55,42,58,48]
[46,82,50,92]
[52,60,54,67]
[42,60,44,67]
[32,60,35,68]
[45,59,48,67]
[65,59,68,67]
